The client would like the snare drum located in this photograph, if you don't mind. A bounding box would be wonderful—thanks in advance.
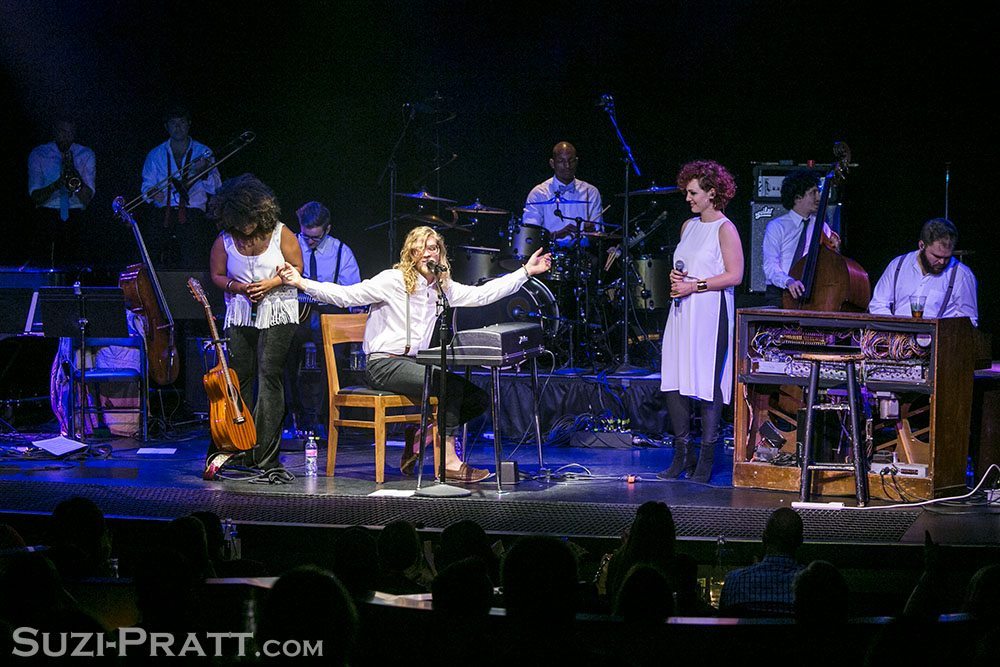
[500,221,550,271]
[449,246,501,285]
[548,251,593,283]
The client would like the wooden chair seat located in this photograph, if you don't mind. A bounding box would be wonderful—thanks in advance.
[321,314,436,483]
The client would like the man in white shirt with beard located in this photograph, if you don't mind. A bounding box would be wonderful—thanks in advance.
[869,218,978,325]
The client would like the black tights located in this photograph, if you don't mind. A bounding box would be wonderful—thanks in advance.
[664,298,729,448]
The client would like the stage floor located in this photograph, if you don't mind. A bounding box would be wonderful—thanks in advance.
[2,424,998,555]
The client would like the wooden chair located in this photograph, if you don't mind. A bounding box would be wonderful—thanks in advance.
[320,313,435,483]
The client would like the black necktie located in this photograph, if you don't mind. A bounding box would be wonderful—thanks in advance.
[309,248,318,280]
[793,217,810,262]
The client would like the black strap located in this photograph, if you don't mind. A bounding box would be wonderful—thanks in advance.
[333,242,343,284]
[889,255,906,315]
[937,261,960,318]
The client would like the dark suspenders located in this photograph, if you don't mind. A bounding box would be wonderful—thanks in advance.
[889,253,960,317]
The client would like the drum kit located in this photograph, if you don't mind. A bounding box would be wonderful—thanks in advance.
[386,185,679,371]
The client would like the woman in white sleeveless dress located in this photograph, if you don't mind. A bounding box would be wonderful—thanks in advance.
[658,161,743,483]
[208,174,304,473]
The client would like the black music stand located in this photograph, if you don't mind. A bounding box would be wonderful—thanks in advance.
[37,286,129,442]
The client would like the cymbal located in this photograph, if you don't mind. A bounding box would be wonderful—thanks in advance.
[447,201,509,215]
[616,185,680,197]
[400,213,472,233]
[395,190,457,204]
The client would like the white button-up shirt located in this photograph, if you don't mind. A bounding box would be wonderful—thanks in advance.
[869,250,978,326]
[27,142,96,210]
[762,210,822,289]
[141,138,221,210]
[298,235,361,285]
[300,268,529,355]
[522,176,604,241]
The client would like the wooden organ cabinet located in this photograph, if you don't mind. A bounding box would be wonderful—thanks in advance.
[733,308,974,500]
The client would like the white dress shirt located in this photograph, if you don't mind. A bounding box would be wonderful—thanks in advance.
[522,176,604,243]
[761,210,832,289]
[141,138,221,209]
[27,142,96,209]
[869,250,978,326]
[297,235,361,285]
[300,269,529,355]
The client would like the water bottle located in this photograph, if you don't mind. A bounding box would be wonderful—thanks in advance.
[305,433,319,477]
[224,518,242,560]
[303,342,318,370]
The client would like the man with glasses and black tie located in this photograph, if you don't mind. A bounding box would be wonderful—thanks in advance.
[286,201,362,435]
[761,168,841,308]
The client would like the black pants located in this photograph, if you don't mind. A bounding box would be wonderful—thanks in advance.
[764,285,785,308]
[211,323,298,469]
[664,298,729,448]
[364,355,489,436]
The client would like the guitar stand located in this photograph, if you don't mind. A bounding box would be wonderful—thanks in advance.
[204,451,240,480]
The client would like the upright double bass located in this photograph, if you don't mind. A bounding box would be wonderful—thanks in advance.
[783,142,871,312]
[114,196,179,385]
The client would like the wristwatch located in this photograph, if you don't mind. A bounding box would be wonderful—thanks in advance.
[696,280,708,293]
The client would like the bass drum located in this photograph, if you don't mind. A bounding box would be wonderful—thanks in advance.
[455,276,561,338]
[449,245,502,285]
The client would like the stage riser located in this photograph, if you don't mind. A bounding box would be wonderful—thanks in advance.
[464,372,669,437]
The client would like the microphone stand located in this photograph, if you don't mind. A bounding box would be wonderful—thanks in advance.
[415,268,470,498]
[551,208,598,375]
[598,96,646,375]
[377,105,417,266]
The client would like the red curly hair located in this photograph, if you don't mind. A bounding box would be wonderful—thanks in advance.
[676,160,737,212]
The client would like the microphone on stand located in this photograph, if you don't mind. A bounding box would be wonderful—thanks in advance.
[673,259,685,309]
[595,94,614,109]
[426,260,448,274]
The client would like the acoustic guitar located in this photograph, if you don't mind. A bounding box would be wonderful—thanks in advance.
[186,277,257,452]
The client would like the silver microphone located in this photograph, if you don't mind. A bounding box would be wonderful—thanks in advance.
[673,259,685,308]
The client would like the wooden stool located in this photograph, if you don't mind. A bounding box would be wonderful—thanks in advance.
[798,352,869,507]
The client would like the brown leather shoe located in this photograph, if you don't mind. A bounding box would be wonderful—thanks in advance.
[444,463,490,483]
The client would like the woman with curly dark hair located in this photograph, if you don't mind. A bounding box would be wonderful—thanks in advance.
[208,173,303,473]
[658,160,743,484]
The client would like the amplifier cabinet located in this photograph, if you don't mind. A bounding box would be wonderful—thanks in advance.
[733,308,974,500]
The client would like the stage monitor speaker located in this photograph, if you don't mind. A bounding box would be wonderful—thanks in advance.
[0,267,65,289]
[158,271,225,320]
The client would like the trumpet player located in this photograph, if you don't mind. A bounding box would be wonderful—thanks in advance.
[27,117,95,267]
[141,104,222,269]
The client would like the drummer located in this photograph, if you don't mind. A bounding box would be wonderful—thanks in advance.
[522,141,604,249]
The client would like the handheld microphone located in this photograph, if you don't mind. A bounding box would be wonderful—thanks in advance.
[673,259,685,308]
